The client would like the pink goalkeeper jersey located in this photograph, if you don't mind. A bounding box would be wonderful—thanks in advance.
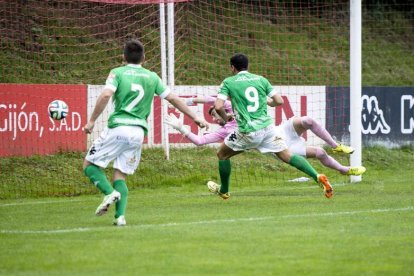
[185,96,237,145]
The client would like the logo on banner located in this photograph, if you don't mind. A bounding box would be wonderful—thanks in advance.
[361,95,390,134]
[401,95,414,134]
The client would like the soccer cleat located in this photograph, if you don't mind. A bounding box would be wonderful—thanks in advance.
[113,215,126,226]
[207,181,230,200]
[95,190,121,216]
[317,174,333,199]
[346,166,366,176]
[332,143,354,154]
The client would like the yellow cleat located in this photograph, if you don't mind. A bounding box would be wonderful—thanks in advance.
[333,143,354,154]
[346,166,366,176]
[317,174,333,199]
[207,181,230,200]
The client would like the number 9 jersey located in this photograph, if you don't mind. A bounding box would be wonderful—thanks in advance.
[217,71,276,133]
[105,64,169,135]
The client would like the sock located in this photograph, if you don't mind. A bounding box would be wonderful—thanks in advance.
[219,159,231,193]
[114,180,128,218]
[83,165,114,195]
[289,154,319,182]
[301,116,337,148]
[315,148,348,174]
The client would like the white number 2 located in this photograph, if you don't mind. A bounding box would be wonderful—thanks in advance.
[245,86,259,112]
[125,83,145,112]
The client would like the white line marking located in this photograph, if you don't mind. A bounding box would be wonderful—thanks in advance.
[1,206,412,235]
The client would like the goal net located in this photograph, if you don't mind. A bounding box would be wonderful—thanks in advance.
[0,0,411,198]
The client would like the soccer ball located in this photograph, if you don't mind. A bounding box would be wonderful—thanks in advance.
[48,100,68,120]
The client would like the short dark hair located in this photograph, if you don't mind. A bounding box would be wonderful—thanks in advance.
[230,53,248,71]
[124,39,144,64]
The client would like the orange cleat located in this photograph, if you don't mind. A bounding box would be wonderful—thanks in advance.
[317,174,333,199]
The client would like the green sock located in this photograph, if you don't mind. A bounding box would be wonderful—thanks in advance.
[288,154,318,182]
[114,180,128,218]
[219,159,231,193]
[83,165,114,195]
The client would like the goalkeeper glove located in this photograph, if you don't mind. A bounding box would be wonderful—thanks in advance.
[165,113,190,135]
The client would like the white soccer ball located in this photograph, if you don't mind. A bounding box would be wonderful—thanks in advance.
[48,100,69,120]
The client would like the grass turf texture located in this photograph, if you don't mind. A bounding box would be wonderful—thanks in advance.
[0,147,413,275]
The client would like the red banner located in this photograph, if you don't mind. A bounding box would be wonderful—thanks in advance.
[0,84,87,157]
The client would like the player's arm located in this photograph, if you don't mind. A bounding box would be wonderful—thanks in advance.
[267,94,284,107]
[166,93,209,129]
[214,98,233,123]
[165,113,227,146]
[84,88,114,134]
[266,79,284,107]
[185,95,216,105]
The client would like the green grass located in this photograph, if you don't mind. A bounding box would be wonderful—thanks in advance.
[0,147,413,274]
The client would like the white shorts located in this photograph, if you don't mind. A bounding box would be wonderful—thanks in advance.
[224,125,287,153]
[85,125,144,175]
[279,119,306,156]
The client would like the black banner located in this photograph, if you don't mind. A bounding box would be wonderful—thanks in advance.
[326,87,414,147]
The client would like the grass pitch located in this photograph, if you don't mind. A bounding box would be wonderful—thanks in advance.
[1,167,413,275]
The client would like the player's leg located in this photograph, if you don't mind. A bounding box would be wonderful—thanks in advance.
[112,169,127,226]
[83,160,115,195]
[112,126,145,225]
[260,127,333,198]
[307,146,366,175]
[83,128,117,196]
[207,130,244,199]
[306,146,348,174]
[298,116,354,153]
[277,150,333,198]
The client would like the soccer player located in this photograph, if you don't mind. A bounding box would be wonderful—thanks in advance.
[208,53,334,199]
[166,95,366,176]
[83,39,209,226]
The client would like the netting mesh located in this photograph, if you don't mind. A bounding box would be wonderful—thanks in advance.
[0,0,413,199]
[0,0,163,84]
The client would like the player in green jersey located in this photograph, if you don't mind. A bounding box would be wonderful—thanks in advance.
[207,53,333,199]
[83,39,209,226]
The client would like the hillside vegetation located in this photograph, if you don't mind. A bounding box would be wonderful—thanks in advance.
[0,1,412,86]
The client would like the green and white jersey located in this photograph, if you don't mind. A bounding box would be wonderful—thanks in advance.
[217,71,276,133]
[105,64,168,134]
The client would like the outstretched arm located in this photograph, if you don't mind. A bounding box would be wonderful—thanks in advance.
[84,88,114,134]
[165,113,228,146]
[166,93,209,130]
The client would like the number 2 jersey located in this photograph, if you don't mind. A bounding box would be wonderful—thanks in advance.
[217,71,276,133]
[104,64,169,134]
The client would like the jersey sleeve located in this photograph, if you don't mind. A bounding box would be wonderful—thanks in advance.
[153,73,169,99]
[104,70,118,92]
[263,77,275,97]
[217,81,229,100]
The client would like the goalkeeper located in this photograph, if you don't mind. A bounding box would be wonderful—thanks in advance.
[165,95,366,177]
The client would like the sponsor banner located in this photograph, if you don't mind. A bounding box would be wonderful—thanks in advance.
[0,84,87,156]
[326,87,414,147]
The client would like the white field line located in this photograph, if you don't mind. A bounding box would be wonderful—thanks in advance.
[1,206,412,235]
[0,182,353,207]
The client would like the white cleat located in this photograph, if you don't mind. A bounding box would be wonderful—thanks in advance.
[95,190,121,216]
[113,215,126,226]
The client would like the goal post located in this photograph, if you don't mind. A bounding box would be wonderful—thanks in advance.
[350,0,362,183]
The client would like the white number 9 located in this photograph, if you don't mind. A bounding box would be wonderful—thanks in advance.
[245,86,259,112]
